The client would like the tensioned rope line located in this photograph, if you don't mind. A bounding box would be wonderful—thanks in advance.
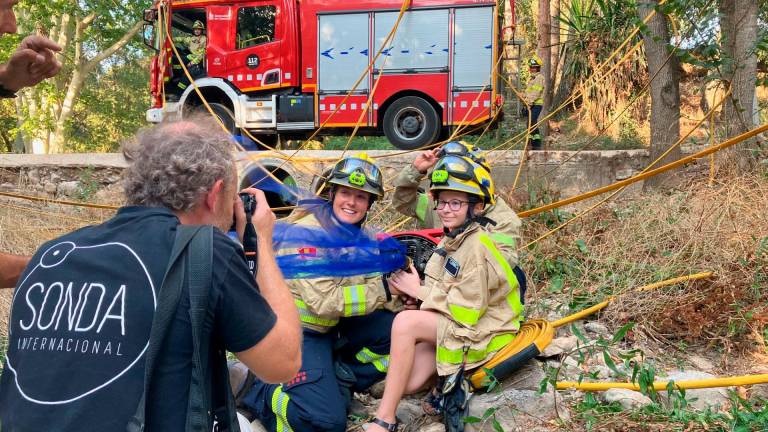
[516,121,766,251]
[0,191,119,210]
[516,116,763,220]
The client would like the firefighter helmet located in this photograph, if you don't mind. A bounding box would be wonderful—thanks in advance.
[429,155,495,206]
[327,153,385,199]
[528,55,542,68]
[192,20,205,30]
[438,140,491,172]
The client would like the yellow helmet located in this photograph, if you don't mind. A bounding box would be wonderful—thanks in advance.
[438,140,491,172]
[326,153,385,199]
[429,155,495,206]
[192,20,205,30]
[528,55,542,68]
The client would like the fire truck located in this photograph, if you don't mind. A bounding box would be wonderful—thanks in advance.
[142,0,507,150]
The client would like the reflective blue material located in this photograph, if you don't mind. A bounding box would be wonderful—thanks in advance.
[273,203,406,279]
[241,169,407,279]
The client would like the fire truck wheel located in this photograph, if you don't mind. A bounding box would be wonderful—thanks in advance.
[206,102,238,136]
[383,96,440,150]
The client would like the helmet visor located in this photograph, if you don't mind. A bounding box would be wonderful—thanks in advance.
[430,155,474,184]
[332,157,383,190]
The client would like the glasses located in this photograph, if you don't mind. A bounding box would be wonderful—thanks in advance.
[434,199,470,211]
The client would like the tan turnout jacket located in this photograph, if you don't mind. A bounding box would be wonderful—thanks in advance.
[524,72,545,106]
[280,212,392,333]
[392,164,523,252]
[418,223,524,376]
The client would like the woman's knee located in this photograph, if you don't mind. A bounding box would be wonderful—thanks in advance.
[391,310,421,338]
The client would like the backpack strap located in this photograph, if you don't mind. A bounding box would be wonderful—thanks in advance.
[185,227,240,432]
[127,225,205,432]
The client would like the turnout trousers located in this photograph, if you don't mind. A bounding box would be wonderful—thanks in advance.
[242,309,395,432]
[528,104,543,150]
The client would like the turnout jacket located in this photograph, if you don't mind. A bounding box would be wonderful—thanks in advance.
[280,211,392,333]
[392,164,523,252]
[418,223,524,376]
[525,72,545,106]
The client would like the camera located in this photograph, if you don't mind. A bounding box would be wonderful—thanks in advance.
[239,192,256,215]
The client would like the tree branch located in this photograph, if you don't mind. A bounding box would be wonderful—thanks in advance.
[84,20,143,73]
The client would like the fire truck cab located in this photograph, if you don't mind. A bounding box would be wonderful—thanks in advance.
[143,0,504,150]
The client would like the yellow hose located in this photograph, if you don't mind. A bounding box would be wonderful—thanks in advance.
[556,374,768,391]
[470,320,554,389]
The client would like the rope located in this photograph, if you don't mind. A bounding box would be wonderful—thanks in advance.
[550,272,714,328]
[517,123,768,219]
[0,191,119,210]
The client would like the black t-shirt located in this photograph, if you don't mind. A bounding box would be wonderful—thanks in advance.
[0,207,276,431]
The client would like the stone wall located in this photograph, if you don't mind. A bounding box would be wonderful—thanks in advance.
[0,150,652,205]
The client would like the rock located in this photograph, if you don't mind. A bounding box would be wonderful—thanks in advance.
[601,388,653,410]
[540,336,578,358]
[369,380,386,399]
[1,182,15,191]
[658,371,730,410]
[498,360,547,391]
[584,321,610,336]
[615,169,637,180]
[417,422,445,432]
[57,181,81,197]
[466,388,568,431]
[688,355,715,372]
[395,398,423,425]
[43,182,57,194]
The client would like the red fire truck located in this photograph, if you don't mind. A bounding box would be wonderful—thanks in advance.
[142,0,506,149]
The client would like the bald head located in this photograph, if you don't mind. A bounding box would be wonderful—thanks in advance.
[123,116,237,212]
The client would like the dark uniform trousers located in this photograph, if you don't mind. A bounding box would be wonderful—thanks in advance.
[242,309,395,432]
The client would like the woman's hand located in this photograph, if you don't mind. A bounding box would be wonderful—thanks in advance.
[387,263,421,299]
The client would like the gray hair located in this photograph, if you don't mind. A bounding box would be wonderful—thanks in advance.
[122,116,236,212]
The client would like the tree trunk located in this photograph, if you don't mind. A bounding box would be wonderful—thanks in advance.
[639,0,681,190]
[47,20,142,153]
[717,0,759,170]
[537,0,551,142]
[550,0,560,107]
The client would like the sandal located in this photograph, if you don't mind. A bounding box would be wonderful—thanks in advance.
[421,387,443,416]
[370,417,399,431]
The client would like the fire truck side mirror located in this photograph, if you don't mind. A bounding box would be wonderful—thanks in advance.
[143,8,157,23]
[142,24,157,52]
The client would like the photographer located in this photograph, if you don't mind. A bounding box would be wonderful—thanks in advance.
[0,117,301,431]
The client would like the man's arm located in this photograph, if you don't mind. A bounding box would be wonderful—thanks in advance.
[392,149,440,225]
[0,252,30,288]
[234,189,302,383]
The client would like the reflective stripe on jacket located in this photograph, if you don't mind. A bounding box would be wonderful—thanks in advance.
[525,72,544,106]
[418,223,523,376]
[176,35,207,65]
[279,213,391,333]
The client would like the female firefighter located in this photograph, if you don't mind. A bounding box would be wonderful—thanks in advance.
[366,155,525,432]
[242,154,399,432]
